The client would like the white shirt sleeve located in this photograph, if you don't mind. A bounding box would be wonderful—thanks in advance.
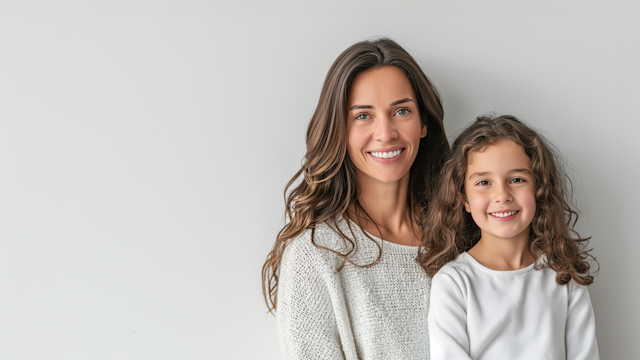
[565,281,599,360]
[428,272,473,360]
[276,240,347,360]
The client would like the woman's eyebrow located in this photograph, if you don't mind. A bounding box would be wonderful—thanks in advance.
[390,98,415,106]
[349,104,374,110]
[349,98,415,111]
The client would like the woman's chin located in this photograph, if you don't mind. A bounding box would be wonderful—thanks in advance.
[363,170,409,185]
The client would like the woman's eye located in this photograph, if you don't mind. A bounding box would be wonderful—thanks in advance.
[355,113,370,121]
[395,108,410,116]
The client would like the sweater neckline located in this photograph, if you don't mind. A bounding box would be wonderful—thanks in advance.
[343,217,420,251]
[461,252,540,275]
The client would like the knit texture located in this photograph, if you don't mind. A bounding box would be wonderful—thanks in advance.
[428,252,599,360]
[277,217,431,360]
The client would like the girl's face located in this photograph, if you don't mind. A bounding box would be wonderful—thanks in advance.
[346,66,426,185]
[463,139,537,242]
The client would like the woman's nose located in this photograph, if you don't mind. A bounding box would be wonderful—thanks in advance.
[373,116,398,142]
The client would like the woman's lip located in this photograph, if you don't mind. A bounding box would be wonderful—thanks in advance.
[367,149,404,164]
[367,146,404,152]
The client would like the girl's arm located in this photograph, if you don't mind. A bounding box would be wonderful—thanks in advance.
[428,272,473,360]
[565,281,599,360]
[276,235,352,360]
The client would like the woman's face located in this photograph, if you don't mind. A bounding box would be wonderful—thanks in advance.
[346,66,426,185]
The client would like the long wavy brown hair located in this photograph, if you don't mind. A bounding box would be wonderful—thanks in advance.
[418,115,596,286]
[262,38,450,313]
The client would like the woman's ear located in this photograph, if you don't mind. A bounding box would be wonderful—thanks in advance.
[421,123,428,138]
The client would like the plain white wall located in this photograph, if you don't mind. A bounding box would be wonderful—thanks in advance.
[1,1,638,359]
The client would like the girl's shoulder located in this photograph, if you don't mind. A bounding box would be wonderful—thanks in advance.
[434,253,563,286]
[434,252,475,277]
[430,253,476,293]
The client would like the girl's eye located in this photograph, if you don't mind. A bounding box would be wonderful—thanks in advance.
[395,108,410,116]
[476,180,490,186]
[510,177,526,183]
[355,113,370,121]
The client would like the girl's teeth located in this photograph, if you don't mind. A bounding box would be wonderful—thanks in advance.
[371,150,402,159]
[491,211,518,217]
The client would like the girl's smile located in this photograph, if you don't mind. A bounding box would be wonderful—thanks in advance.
[488,209,519,220]
[464,139,536,242]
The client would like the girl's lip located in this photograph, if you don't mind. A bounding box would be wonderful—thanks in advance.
[489,210,520,221]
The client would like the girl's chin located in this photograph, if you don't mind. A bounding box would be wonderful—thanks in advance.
[480,227,531,242]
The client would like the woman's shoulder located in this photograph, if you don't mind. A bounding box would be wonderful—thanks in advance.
[282,220,352,269]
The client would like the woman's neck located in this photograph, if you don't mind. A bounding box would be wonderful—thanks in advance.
[467,228,536,271]
[347,169,420,246]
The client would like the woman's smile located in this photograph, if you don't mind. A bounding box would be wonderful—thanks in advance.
[368,148,405,162]
[346,66,426,184]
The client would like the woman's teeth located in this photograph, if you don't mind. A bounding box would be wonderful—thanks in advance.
[370,149,403,159]
[490,211,518,217]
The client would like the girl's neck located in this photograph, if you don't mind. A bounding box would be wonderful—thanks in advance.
[347,169,420,246]
[467,227,536,271]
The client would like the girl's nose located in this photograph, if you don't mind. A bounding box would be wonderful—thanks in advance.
[493,183,513,203]
[373,116,398,142]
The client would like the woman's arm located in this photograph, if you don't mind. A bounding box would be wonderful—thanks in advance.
[276,235,352,360]
[565,282,599,360]
[428,272,473,360]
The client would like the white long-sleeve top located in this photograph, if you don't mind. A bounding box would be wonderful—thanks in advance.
[428,252,599,360]
[276,218,431,360]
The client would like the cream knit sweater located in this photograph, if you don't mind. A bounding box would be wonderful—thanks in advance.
[276,218,430,360]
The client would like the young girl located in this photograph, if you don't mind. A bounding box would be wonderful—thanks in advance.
[418,115,599,360]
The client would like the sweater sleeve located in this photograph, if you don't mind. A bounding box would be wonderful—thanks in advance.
[565,281,599,360]
[428,272,472,360]
[276,237,348,360]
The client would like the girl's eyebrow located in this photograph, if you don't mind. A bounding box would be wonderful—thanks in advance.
[468,169,532,180]
[510,168,532,174]
[468,171,490,180]
[348,98,415,111]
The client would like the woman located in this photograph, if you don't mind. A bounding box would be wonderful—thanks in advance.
[262,38,449,359]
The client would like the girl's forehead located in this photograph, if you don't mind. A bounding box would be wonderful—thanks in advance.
[466,139,531,172]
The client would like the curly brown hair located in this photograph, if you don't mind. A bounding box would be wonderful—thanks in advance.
[418,115,596,286]
[261,38,450,313]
